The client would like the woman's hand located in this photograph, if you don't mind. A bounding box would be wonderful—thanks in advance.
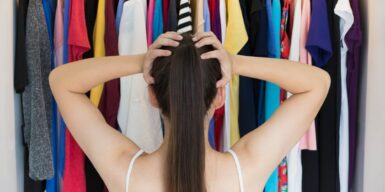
[143,31,183,84]
[193,31,233,87]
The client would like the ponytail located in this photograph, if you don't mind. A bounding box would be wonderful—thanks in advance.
[151,33,222,192]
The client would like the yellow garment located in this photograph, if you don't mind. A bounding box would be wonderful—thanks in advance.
[191,0,204,33]
[224,0,248,146]
[90,0,106,106]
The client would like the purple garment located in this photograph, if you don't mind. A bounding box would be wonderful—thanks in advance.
[305,0,332,67]
[211,0,221,41]
[345,0,362,189]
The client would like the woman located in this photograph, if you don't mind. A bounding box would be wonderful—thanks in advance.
[49,31,330,192]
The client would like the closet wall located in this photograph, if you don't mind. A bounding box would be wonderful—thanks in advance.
[0,1,24,192]
[354,0,385,191]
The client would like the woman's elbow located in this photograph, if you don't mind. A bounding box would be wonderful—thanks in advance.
[316,69,331,97]
[48,67,63,93]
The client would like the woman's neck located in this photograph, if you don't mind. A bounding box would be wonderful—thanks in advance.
[151,118,217,160]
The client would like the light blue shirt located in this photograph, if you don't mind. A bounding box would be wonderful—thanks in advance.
[265,0,281,191]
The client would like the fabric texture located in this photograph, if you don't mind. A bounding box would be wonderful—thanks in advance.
[89,0,106,106]
[286,0,303,191]
[345,0,362,189]
[299,0,317,151]
[334,0,354,191]
[117,0,163,153]
[224,0,248,147]
[265,0,281,191]
[305,0,333,68]
[177,0,193,33]
[153,0,164,39]
[62,0,91,191]
[24,0,54,180]
[43,0,58,190]
[14,0,29,93]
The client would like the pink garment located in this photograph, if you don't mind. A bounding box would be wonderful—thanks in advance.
[54,0,64,67]
[63,0,91,192]
[67,0,91,61]
[147,0,155,45]
[298,0,317,150]
[54,0,64,131]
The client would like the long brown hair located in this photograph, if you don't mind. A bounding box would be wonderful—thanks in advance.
[150,33,222,192]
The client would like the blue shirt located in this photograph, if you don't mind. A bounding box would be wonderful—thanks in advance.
[203,0,211,32]
[305,0,332,67]
[116,0,124,33]
[264,0,281,191]
[152,0,164,41]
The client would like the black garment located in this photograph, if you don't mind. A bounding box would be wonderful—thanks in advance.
[83,0,105,191]
[83,0,98,59]
[24,149,46,192]
[302,0,341,191]
[167,0,178,31]
[238,0,267,137]
[15,0,29,93]
[83,0,98,98]
[302,150,319,192]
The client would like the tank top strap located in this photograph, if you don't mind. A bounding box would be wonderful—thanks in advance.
[228,149,245,192]
[125,149,144,192]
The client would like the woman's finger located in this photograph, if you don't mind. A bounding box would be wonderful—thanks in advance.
[161,31,183,40]
[149,49,172,59]
[195,36,222,50]
[151,38,179,49]
[192,31,216,42]
[200,50,222,60]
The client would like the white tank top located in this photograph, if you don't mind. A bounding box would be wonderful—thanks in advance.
[125,149,244,192]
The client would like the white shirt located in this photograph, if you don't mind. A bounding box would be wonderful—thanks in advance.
[334,0,354,191]
[220,0,231,152]
[287,0,303,191]
[117,0,163,153]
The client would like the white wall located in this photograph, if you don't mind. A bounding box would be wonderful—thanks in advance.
[0,0,24,191]
[354,0,385,191]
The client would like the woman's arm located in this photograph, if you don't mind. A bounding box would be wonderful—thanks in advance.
[193,31,330,188]
[49,32,182,191]
[231,55,330,184]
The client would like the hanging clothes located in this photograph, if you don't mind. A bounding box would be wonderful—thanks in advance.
[62,1,91,192]
[81,0,106,191]
[16,0,47,190]
[98,0,120,130]
[191,0,204,33]
[219,0,231,153]
[92,0,121,190]
[224,0,248,147]
[286,0,303,191]
[334,0,354,191]
[42,0,58,190]
[278,0,291,191]
[90,0,106,106]
[345,0,362,189]
[163,0,170,30]
[177,0,193,33]
[153,0,164,40]
[265,0,281,191]
[238,0,263,138]
[24,0,54,180]
[202,0,216,149]
[14,0,29,93]
[116,0,124,33]
[208,0,224,151]
[147,0,155,44]
[166,0,178,31]
[311,0,342,190]
[117,0,163,153]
